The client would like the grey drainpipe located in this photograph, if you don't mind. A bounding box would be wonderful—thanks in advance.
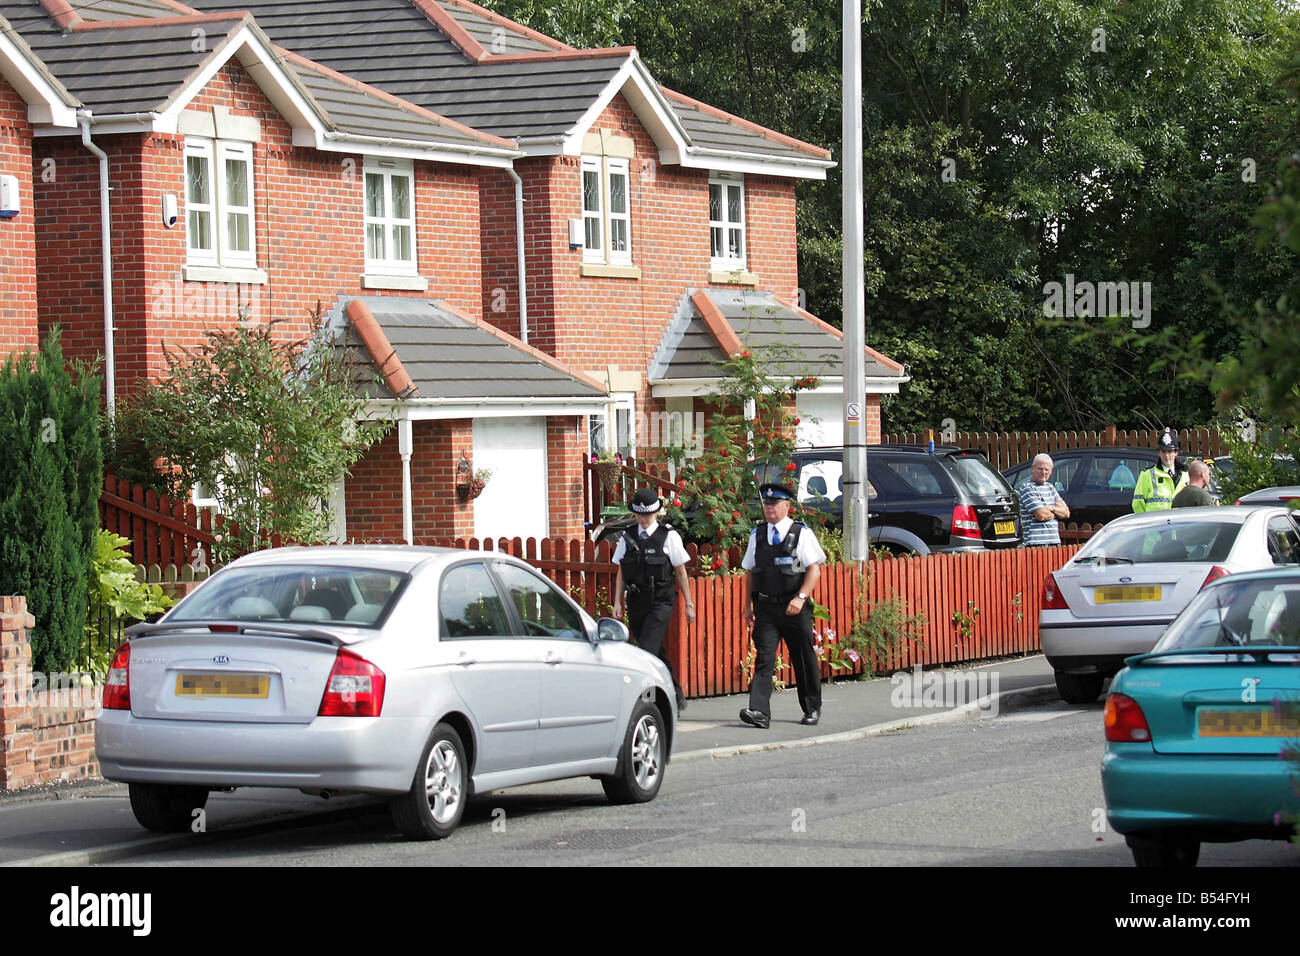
[506,168,528,343]
[78,111,115,416]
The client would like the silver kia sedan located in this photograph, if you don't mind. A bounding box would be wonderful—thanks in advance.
[95,546,677,839]
[1039,506,1300,703]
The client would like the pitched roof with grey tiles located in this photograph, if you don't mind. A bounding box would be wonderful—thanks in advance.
[177,0,829,161]
[3,0,516,155]
[649,289,904,383]
[330,295,608,402]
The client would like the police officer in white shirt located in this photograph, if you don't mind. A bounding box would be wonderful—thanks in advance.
[739,482,827,728]
[612,488,695,710]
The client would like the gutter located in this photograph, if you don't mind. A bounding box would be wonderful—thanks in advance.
[78,111,115,416]
[506,168,528,343]
[320,130,518,162]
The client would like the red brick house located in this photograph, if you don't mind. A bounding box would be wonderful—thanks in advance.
[7,0,907,544]
[0,11,76,356]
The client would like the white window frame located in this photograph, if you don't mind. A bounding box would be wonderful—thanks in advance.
[363,160,418,275]
[580,155,633,265]
[185,137,258,269]
[709,172,746,270]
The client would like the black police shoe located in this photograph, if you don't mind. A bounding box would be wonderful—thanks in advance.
[800,710,820,726]
[739,709,770,729]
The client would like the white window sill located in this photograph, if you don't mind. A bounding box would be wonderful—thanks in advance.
[581,263,642,279]
[183,264,269,285]
[362,273,429,292]
[709,267,759,286]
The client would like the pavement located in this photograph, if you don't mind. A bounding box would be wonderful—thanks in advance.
[0,653,1058,866]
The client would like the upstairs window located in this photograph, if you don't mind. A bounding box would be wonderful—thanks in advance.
[581,155,632,266]
[185,138,256,269]
[709,173,746,270]
[364,161,417,274]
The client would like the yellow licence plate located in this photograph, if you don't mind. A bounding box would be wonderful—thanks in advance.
[1094,585,1162,603]
[994,520,1015,536]
[175,673,269,699]
[1198,708,1300,738]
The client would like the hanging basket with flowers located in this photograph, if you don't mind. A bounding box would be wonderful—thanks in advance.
[456,467,492,503]
[590,450,625,496]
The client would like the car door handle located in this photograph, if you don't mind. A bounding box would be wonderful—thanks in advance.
[544,653,562,665]
[455,655,477,667]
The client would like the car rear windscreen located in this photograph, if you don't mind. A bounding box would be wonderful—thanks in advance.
[947,455,1013,498]
[167,565,409,628]
[1078,521,1240,565]
[1158,579,1300,649]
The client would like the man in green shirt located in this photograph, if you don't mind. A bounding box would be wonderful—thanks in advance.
[1172,459,1216,507]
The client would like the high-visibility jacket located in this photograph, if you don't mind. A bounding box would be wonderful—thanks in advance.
[1132,465,1188,513]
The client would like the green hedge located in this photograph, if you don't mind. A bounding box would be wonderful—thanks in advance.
[0,330,103,671]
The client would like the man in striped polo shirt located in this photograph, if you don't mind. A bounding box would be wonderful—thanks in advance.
[1016,453,1070,546]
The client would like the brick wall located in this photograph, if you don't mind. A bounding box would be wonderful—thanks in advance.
[479,93,801,406]
[0,77,38,357]
[0,596,99,791]
[34,59,484,399]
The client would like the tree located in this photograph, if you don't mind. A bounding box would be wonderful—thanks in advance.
[481,0,1300,431]
[0,330,103,671]
[115,315,390,560]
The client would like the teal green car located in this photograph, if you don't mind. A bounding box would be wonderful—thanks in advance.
[1102,567,1300,867]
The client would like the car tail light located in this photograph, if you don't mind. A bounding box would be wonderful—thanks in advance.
[1104,693,1151,742]
[952,504,981,539]
[1041,572,1069,610]
[1200,565,1230,590]
[103,642,131,711]
[318,649,386,717]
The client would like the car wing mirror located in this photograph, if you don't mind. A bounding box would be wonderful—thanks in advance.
[597,618,631,643]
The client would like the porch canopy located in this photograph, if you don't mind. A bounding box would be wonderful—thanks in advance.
[328,295,609,542]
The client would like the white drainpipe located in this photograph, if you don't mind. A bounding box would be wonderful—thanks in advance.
[78,111,115,416]
[506,168,528,343]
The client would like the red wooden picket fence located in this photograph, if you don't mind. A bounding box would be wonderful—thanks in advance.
[582,457,678,529]
[882,425,1226,473]
[668,544,1079,698]
[100,475,219,567]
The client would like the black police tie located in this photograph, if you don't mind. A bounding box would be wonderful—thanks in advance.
[639,529,648,540]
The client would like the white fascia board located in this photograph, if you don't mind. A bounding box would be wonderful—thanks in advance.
[155,25,326,137]
[659,146,832,181]
[0,31,78,128]
[301,129,519,170]
[361,398,608,420]
[556,54,690,157]
[651,375,907,399]
[38,113,159,136]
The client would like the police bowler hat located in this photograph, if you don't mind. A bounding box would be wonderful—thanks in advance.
[628,488,662,514]
[1157,427,1180,451]
[759,482,794,502]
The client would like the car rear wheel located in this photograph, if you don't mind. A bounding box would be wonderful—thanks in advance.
[602,699,665,804]
[128,783,209,833]
[1127,832,1201,868]
[1054,670,1104,704]
[391,723,468,840]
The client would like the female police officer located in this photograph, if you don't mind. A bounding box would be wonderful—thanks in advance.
[611,488,695,711]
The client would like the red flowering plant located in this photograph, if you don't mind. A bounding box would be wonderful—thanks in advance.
[661,348,820,564]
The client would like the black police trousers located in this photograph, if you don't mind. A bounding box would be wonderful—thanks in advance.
[748,599,821,717]
[628,592,683,699]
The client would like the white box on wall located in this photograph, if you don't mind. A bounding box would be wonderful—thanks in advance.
[0,174,19,219]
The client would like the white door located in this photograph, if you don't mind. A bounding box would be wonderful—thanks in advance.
[796,392,843,447]
[473,417,549,541]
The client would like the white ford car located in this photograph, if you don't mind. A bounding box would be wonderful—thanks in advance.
[1039,506,1300,702]
[95,546,676,839]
